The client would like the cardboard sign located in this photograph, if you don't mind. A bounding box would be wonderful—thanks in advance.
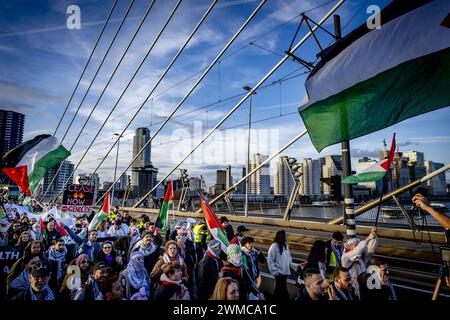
[62,184,94,216]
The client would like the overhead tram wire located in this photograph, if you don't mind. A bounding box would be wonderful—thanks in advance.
[131,0,345,208]
[70,65,308,156]
[94,0,269,205]
[40,0,155,201]
[74,0,336,140]
[59,0,137,145]
[53,0,119,137]
[49,0,185,203]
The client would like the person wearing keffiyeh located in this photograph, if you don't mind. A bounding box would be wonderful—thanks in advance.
[47,238,68,289]
[119,252,151,299]
[358,257,398,301]
[326,231,344,278]
[11,263,57,301]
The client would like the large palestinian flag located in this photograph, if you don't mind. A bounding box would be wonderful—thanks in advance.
[198,192,230,252]
[299,0,450,152]
[1,135,70,195]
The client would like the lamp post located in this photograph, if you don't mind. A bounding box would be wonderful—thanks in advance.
[243,85,256,217]
[283,157,302,220]
[112,133,122,205]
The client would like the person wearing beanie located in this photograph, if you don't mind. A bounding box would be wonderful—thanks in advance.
[341,226,378,299]
[130,230,159,273]
[196,239,224,300]
[326,231,344,278]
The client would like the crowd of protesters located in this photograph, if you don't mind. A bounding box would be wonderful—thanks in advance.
[3,194,447,302]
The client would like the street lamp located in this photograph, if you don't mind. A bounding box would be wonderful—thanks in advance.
[112,133,123,205]
[243,85,256,217]
[178,169,190,211]
[283,157,303,220]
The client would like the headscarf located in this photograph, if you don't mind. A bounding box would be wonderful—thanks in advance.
[75,254,89,269]
[344,237,361,253]
[127,252,150,297]
[227,244,242,267]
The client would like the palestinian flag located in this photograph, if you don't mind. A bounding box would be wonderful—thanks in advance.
[1,135,70,195]
[157,180,173,233]
[88,192,110,231]
[299,0,450,152]
[343,133,396,184]
[198,192,230,252]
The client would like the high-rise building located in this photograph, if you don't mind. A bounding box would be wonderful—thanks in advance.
[118,174,129,191]
[300,158,321,195]
[131,128,158,198]
[41,160,74,200]
[215,170,227,193]
[424,160,446,195]
[226,165,233,189]
[0,110,25,184]
[322,155,343,195]
[249,153,270,195]
[274,156,294,198]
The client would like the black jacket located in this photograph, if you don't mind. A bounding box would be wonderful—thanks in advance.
[196,253,223,300]
[224,225,234,242]
[358,273,395,301]
[219,262,258,300]
[331,282,359,301]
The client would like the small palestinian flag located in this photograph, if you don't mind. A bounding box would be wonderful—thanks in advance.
[156,180,173,233]
[1,135,70,195]
[343,133,396,184]
[88,192,110,231]
[198,191,230,252]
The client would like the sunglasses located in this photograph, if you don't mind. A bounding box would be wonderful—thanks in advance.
[80,260,89,264]
[103,246,112,249]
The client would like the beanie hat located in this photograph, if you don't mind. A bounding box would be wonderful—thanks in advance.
[227,244,242,267]
[141,230,154,239]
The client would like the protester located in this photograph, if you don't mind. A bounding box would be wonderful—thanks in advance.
[326,231,344,278]
[105,278,125,301]
[193,223,208,261]
[175,226,197,297]
[267,230,299,301]
[107,219,130,238]
[304,240,328,280]
[341,226,378,299]
[209,277,239,301]
[114,226,141,264]
[47,238,68,289]
[15,231,32,252]
[95,219,109,238]
[41,219,62,248]
[119,252,151,299]
[130,230,159,273]
[7,254,44,299]
[63,225,101,260]
[359,257,397,300]
[220,217,234,242]
[295,268,327,301]
[196,239,224,300]
[0,230,9,246]
[74,261,111,300]
[330,267,358,300]
[147,222,163,248]
[11,262,57,300]
[60,254,93,300]
[96,241,123,273]
[230,225,249,245]
[241,236,266,295]
[150,240,188,286]
[220,244,259,301]
[154,262,190,300]
[412,193,450,229]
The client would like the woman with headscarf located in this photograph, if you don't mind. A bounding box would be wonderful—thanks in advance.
[60,254,93,300]
[118,251,151,299]
[150,240,188,285]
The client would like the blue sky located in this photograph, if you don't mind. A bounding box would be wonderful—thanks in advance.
[0,0,449,186]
